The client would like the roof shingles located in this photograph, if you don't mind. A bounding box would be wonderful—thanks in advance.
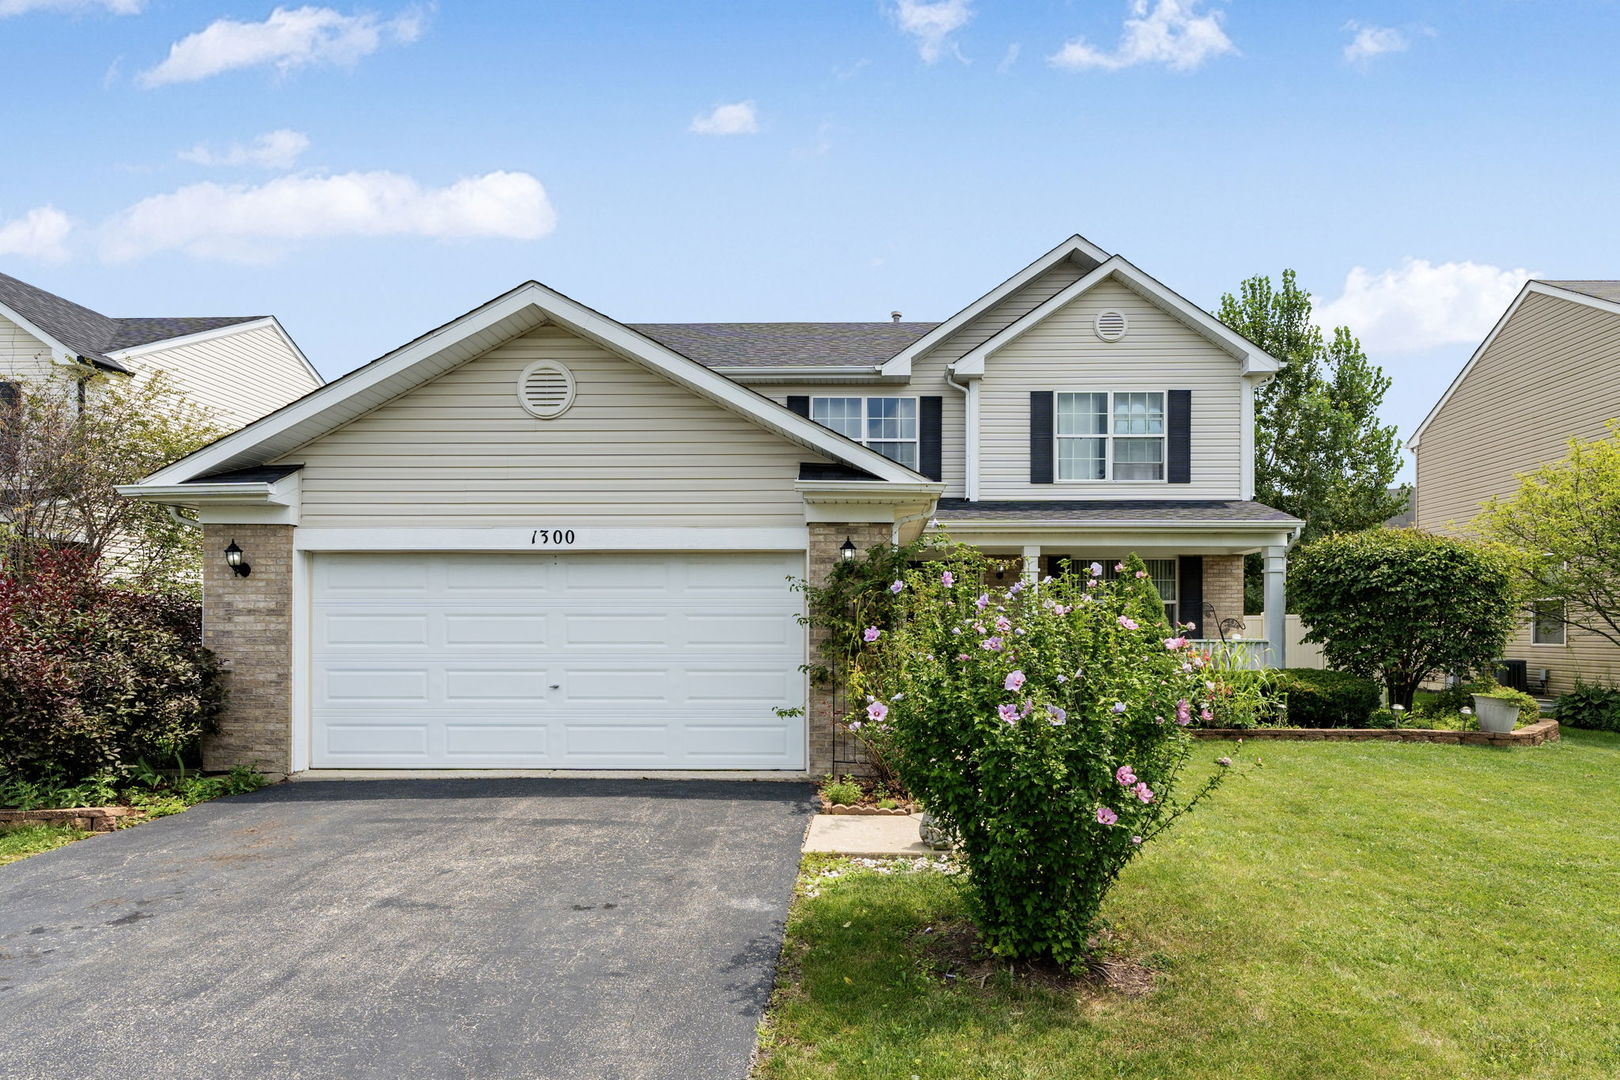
[631,321,938,368]
[931,499,1301,524]
[0,270,263,373]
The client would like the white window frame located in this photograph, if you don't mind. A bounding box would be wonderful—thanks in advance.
[1054,389,1169,484]
[1092,556,1179,626]
[809,395,920,470]
[1530,598,1566,646]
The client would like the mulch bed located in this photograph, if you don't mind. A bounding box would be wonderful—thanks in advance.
[1193,718,1559,746]
[820,774,919,815]
[912,920,1157,999]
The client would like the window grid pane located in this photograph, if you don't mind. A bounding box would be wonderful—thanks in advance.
[865,397,917,441]
[1113,392,1165,435]
[1056,393,1108,436]
[868,441,918,469]
[811,397,863,440]
[1057,437,1106,481]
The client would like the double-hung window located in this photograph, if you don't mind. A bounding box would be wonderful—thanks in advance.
[1101,557,1179,625]
[1055,391,1166,481]
[811,396,918,469]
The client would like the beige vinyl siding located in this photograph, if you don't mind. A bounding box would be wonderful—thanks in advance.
[136,323,320,431]
[756,262,1087,498]
[281,324,827,528]
[979,279,1244,500]
[0,314,59,383]
[1415,290,1620,693]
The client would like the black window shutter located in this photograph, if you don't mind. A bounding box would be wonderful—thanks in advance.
[1030,391,1055,484]
[919,396,943,480]
[1177,555,1204,636]
[786,395,810,418]
[1167,389,1192,484]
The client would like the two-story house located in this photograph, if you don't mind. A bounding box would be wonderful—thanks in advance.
[120,234,1300,778]
[1412,278,1620,695]
[0,270,322,429]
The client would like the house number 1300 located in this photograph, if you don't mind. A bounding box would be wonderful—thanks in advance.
[531,529,576,545]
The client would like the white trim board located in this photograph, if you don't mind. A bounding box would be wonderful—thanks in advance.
[1409,281,1620,449]
[292,526,811,552]
[879,234,1111,378]
[129,281,928,491]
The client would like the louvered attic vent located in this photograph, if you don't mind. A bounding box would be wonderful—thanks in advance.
[517,360,576,418]
[1094,310,1128,341]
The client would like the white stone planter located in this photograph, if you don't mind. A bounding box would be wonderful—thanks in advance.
[1472,694,1520,734]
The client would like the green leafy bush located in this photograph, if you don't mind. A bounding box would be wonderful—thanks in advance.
[820,775,863,806]
[1367,708,1402,729]
[1557,680,1620,732]
[850,548,1238,971]
[1272,668,1380,727]
[1290,530,1521,709]
[0,553,226,781]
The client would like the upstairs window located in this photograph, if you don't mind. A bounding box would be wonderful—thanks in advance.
[1531,599,1566,645]
[811,396,918,469]
[1056,391,1165,481]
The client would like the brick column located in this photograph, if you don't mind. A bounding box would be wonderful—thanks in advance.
[1202,555,1246,634]
[806,522,891,777]
[201,523,295,775]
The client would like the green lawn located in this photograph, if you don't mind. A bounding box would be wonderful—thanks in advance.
[0,823,87,866]
[755,730,1620,1080]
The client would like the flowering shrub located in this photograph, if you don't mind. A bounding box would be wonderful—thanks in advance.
[850,547,1239,970]
[0,552,225,781]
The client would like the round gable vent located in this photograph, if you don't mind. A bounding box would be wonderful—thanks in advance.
[517,360,576,418]
[1094,310,1128,342]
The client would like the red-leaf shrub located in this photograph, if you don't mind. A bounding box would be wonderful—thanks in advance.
[0,552,225,780]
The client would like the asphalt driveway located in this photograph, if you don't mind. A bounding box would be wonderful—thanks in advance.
[0,778,815,1080]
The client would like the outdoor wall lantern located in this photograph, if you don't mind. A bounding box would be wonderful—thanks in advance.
[840,537,857,561]
[223,539,252,578]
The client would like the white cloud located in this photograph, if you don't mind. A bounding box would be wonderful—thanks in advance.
[0,207,72,261]
[893,0,972,64]
[689,101,759,136]
[1050,0,1236,73]
[997,42,1021,72]
[100,170,555,262]
[178,129,311,169]
[1342,21,1410,64]
[1313,258,1535,354]
[139,5,425,87]
[0,0,139,15]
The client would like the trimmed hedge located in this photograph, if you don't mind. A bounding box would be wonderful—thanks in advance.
[1274,668,1380,728]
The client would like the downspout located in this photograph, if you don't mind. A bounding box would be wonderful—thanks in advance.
[167,505,202,530]
[891,506,933,547]
[945,366,978,502]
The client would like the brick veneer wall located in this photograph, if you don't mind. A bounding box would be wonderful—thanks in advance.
[201,523,294,775]
[806,522,892,777]
[1202,554,1246,635]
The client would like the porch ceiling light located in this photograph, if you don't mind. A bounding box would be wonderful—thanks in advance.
[840,537,857,561]
[223,539,252,578]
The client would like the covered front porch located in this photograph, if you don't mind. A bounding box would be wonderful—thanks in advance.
[927,499,1303,667]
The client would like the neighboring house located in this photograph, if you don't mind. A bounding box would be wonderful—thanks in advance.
[0,270,322,430]
[1412,279,1620,695]
[120,234,1301,777]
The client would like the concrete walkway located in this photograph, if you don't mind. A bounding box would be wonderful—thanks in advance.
[803,812,944,857]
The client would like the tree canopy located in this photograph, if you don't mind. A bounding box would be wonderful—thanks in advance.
[1477,422,1620,649]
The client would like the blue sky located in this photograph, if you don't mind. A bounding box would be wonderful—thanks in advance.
[4,1,1618,479]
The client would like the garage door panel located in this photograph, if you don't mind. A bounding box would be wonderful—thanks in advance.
[444,724,548,757]
[443,614,549,647]
[311,552,805,768]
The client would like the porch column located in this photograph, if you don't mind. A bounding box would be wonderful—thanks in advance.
[1262,545,1287,668]
[1021,544,1041,583]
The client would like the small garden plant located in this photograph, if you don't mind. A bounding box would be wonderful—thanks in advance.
[848,547,1242,971]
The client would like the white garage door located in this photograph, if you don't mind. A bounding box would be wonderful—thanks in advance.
[309,551,806,769]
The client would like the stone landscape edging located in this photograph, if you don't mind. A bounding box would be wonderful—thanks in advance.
[1192,718,1560,746]
[819,799,919,816]
[0,806,145,833]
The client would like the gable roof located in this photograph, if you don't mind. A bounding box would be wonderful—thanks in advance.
[132,280,939,490]
[633,321,938,369]
[878,234,1111,377]
[1410,279,1620,449]
[951,255,1281,377]
[0,270,264,374]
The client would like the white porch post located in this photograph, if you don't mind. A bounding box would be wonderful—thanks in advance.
[1021,544,1041,583]
[1263,545,1287,668]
